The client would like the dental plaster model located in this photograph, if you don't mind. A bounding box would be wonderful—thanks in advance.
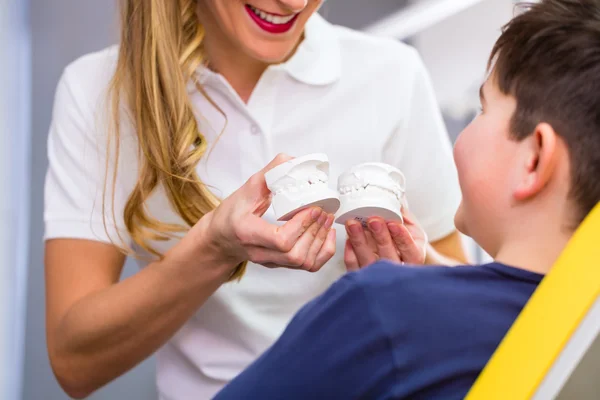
[335,162,406,226]
[265,153,341,221]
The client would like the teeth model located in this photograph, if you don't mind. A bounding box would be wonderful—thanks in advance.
[265,153,341,221]
[335,162,406,226]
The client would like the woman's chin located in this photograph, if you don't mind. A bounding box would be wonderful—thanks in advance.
[243,41,299,65]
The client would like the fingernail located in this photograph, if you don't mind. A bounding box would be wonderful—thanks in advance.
[387,222,401,236]
[318,213,327,225]
[347,221,362,235]
[311,208,322,220]
[368,219,383,233]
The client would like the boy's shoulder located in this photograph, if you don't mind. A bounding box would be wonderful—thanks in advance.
[349,260,543,287]
[339,260,543,315]
[347,261,479,290]
[321,262,476,320]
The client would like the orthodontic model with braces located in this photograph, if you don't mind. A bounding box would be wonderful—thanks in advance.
[265,154,406,225]
[335,162,406,226]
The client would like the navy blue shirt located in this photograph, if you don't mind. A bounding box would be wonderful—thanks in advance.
[214,262,544,400]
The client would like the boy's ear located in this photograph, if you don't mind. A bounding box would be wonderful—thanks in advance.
[513,122,558,201]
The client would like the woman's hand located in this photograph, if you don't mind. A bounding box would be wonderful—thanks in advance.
[343,208,427,271]
[194,154,337,273]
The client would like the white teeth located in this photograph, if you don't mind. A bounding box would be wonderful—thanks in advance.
[339,184,404,201]
[276,179,326,195]
[249,5,296,25]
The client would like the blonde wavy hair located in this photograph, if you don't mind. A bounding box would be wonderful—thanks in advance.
[105,0,246,281]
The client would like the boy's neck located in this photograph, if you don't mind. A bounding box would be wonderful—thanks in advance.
[493,213,574,275]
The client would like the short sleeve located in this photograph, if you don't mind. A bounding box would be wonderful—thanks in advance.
[44,62,132,247]
[383,49,461,242]
[213,273,397,400]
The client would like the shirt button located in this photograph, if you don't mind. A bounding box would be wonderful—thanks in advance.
[250,124,260,135]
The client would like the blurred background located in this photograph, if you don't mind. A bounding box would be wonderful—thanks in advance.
[1,1,518,399]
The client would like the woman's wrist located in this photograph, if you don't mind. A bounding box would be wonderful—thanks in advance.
[164,212,241,285]
[424,244,462,266]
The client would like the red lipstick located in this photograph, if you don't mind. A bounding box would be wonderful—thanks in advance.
[245,5,299,34]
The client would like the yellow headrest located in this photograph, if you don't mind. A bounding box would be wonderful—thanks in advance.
[466,202,600,400]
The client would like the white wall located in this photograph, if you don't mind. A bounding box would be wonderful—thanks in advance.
[411,0,516,263]
[0,1,31,399]
[412,0,515,114]
[23,1,158,399]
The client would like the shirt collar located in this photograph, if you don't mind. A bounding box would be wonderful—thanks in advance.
[278,13,341,86]
[193,13,341,90]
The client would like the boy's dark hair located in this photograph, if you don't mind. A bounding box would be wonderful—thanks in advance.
[489,0,600,225]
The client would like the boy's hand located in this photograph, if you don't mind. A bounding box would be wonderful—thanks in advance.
[343,209,427,271]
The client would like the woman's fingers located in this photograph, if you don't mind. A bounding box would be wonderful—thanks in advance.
[276,214,325,267]
[387,221,424,264]
[247,213,335,270]
[345,220,378,267]
[311,229,337,272]
[304,214,334,271]
[239,154,294,215]
[236,207,322,250]
[274,208,324,252]
[367,217,400,262]
[260,153,294,174]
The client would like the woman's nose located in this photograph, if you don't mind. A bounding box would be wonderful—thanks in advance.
[277,0,313,13]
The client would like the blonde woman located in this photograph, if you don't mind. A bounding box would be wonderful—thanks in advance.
[44,0,467,399]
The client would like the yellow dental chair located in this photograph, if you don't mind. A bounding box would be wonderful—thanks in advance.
[466,202,600,399]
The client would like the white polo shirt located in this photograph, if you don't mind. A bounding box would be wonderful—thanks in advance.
[44,13,461,400]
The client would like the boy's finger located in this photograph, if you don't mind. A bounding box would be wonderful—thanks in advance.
[344,240,360,272]
[367,217,399,261]
[388,222,423,264]
[346,220,378,267]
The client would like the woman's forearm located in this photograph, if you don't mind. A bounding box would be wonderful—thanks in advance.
[426,231,470,266]
[50,243,235,399]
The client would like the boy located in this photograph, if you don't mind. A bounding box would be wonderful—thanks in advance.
[215,1,600,398]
